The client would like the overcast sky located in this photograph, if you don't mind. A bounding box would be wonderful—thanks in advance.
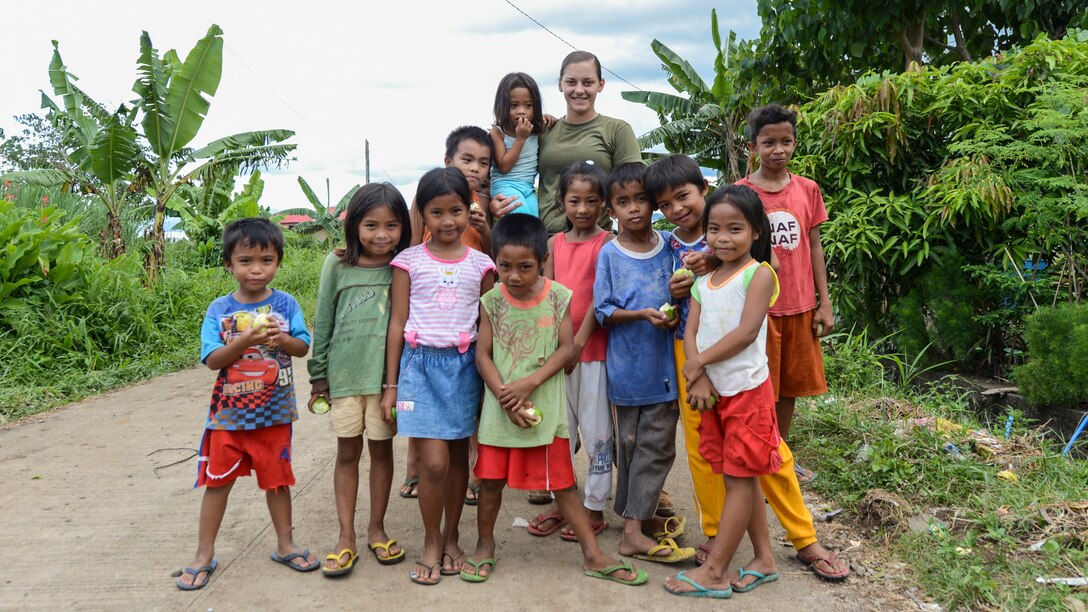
[0,0,759,211]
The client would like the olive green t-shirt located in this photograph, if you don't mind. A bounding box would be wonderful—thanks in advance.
[537,114,643,235]
[478,279,571,448]
[307,253,391,397]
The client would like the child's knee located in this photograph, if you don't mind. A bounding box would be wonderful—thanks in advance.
[336,437,364,463]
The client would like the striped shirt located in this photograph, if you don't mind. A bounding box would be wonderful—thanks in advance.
[391,243,495,351]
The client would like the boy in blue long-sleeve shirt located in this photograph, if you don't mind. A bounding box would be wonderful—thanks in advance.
[594,163,694,564]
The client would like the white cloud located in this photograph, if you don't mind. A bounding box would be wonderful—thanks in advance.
[0,0,758,211]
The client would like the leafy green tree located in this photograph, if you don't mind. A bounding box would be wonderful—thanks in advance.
[168,167,267,265]
[276,177,359,245]
[0,113,70,173]
[131,24,295,280]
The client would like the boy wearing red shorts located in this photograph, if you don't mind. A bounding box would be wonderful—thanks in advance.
[466,214,645,586]
[176,219,318,590]
[737,104,834,485]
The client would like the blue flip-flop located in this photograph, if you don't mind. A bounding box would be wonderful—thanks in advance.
[732,568,780,593]
[176,559,218,591]
[271,549,320,572]
[663,571,732,599]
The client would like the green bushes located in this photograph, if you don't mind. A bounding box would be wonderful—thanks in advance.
[1015,304,1088,406]
[0,199,94,312]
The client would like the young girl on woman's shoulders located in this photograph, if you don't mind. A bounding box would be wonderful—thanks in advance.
[489,72,545,218]
[308,183,412,577]
[665,184,783,598]
[382,167,496,586]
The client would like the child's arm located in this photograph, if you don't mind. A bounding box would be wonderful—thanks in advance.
[205,326,274,370]
[274,329,310,358]
[809,226,834,337]
[683,266,775,381]
[489,123,531,175]
[594,251,676,330]
[682,299,718,410]
[470,208,492,256]
[474,304,506,399]
[380,267,410,423]
[544,236,556,280]
[307,257,337,406]
[499,304,575,413]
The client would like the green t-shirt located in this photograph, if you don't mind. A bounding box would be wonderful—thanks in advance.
[537,114,643,235]
[478,279,571,448]
[307,252,391,397]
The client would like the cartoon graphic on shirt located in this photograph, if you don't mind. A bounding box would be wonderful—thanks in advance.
[435,266,461,310]
[216,308,291,400]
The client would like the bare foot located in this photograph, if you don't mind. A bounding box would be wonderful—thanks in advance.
[796,542,849,580]
[663,564,730,593]
[464,542,498,579]
[322,545,356,571]
[441,548,466,574]
[618,531,672,559]
[273,545,318,570]
[585,553,640,583]
[367,527,402,562]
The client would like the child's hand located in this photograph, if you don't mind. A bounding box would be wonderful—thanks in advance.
[514,116,533,140]
[684,252,719,276]
[308,380,330,414]
[682,356,707,388]
[669,270,695,299]
[813,302,834,337]
[642,308,673,330]
[262,323,284,348]
[564,342,585,375]
[498,378,537,411]
[488,193,522,218]
[235,325,273,349]
[380,387,397,424]
[469,206,489,232]
[688,376,719,412]
[506,405,532,429]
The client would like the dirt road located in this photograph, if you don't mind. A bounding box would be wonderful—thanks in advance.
[0,359,873,610]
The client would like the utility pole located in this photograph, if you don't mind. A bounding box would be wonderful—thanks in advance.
[365,139,370,184]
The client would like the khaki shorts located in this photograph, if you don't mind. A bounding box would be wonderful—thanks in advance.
[331,394,394,440]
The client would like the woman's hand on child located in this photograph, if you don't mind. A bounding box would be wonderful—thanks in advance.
[308,380,330,414]
[489,193,522,218]
[542,114,558,129]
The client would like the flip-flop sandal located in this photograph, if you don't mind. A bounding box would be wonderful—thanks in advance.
[663,570,732,598]
[176,559,218,590]
[797,551,849,581]
[794,463,818,483]
[440,551,466,576]
[271,549,320,572]
[731,568,779,593]
[409,559,441,585]
[652,516,686,540]
[399,477,419,499]
[560,519,609,542]
[584,561,648,586]
[630,537,696,564]
[464,482,480,506]
[321,549,358,577]
[526,512,567,537]
[368,539,405,566]
[655,490,678,517]
[459,558,498,583]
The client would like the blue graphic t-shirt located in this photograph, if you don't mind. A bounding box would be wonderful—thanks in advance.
[199,290,311,431]
[667,232,710,340]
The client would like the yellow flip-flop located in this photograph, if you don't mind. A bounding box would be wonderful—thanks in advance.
[652,516,686,540]
[630,537,695,564]
[321,548,358,577]
[369,539,406,565]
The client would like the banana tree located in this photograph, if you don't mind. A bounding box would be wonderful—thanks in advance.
[132,24,295,280]
[276,177,359,245]
[621,9,753,182]
[3,41,141,259]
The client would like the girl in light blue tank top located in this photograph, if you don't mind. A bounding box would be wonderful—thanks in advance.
[489,72,545,218]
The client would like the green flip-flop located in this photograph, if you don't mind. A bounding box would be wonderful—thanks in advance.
[731,568,779,593]
[459,558,497,582]
[584,561,648,586]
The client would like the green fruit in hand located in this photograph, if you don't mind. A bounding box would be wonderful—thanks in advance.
[312,396,330,415]
[252,313,272,332]
[521,404,543,427]
[659,303,678,321]
[391,406,397,422]
[672,267,695,280]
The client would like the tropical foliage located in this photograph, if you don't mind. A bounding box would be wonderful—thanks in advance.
[275,176,359,244]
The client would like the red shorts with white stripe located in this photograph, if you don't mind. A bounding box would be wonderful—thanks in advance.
[196,424,294,490]
[474,437,576,491]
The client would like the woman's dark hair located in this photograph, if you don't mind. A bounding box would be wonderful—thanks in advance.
[560,50,601,80]
[338,182,412,265]
[557,161,606,212]
[493,72,544,136]
[415,167,472,214]
[223,217,284,263]
[703,184,772,264]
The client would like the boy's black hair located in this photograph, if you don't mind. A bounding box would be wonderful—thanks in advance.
[493,72,544,136]
[703,184,772,264]
[416,167,472,214]
[223,217,284,263]
[604,163,653,209]
[643,154,705,203]
[490,213,548,265]
[444,125,492,160]
[747,103,797,141]
[339,182,412,265]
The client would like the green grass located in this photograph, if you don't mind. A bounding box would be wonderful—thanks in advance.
[794,334,1088,609]
[0,242,328,423]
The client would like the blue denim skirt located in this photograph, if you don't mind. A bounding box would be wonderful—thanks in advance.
[395,344,480,440]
